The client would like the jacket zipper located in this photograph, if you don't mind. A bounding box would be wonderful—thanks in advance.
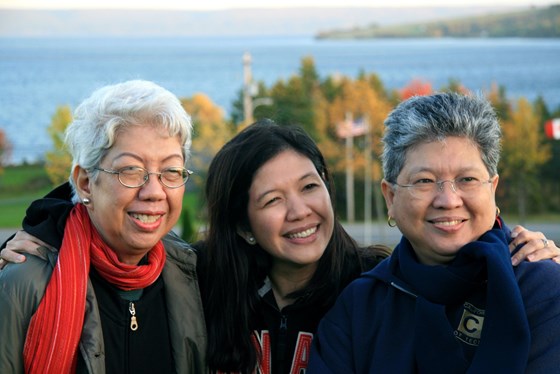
[129,302,139,331]
[277,314,288,371]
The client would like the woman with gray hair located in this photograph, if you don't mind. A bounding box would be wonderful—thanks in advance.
[308,92,560,373]
[0,80,206,373]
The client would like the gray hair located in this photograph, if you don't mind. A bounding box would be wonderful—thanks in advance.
[381,92,501,183]
[66,80,192,203]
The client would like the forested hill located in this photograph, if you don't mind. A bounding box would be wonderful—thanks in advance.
[316,4,560,39]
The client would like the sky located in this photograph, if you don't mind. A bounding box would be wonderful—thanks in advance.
[0,0,556,9]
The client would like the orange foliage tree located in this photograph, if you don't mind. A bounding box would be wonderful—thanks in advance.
[399,78,433,101]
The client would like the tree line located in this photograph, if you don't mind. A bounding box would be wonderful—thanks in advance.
[2,56,558,225]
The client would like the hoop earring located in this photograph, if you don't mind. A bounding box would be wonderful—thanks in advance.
[82,197,91,205]
[496,207,501,217]
[387,216,397,227]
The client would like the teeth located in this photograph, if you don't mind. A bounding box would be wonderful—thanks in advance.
[130,213,161,223]
[287,227,317,239]
[436,220,462,226]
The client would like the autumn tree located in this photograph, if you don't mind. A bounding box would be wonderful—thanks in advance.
[0,128,12,174]
[399,78,433,101]
[322,76,393,221]
[500,97,551,221]
[45,105,73,185]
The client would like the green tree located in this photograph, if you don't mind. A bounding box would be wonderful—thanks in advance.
[45,105,73,185]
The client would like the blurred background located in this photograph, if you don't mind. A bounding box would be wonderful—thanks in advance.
[1,0,559,246]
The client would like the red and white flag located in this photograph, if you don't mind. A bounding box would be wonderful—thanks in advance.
[336,118,367,139]
[545,118,560,140]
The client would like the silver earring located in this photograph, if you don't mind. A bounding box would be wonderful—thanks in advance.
[248,236,256,244]
[82,197,90,205]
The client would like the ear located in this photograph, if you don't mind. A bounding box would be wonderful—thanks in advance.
[73,166,92,199]
[236,227,256,245]
[491,174,500,191]
[380,179,396,217]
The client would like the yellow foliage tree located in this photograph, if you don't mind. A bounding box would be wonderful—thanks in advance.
[181,93,232,183]
[324,77,392,180]
[500,97,551,220]
[45,105,73,185]
[0,128,12,174]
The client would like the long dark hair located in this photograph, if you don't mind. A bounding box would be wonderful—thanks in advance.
[202,119,366,372]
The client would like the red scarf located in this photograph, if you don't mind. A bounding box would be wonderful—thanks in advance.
[23,203,166,373]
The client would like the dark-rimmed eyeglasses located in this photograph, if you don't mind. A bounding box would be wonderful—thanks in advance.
[94,166,193,189]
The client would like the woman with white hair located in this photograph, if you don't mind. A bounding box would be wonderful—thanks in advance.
[0,80,206,373]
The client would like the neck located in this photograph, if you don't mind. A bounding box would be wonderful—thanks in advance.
[269,263,317,310]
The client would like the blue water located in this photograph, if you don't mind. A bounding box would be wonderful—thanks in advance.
[1,36,559,164]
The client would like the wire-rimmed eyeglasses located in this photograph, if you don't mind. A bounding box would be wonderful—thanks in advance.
[94,166,193,189]
[392,177,495,198]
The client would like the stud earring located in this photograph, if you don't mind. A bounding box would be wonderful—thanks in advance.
[248,235,256,244]
[82,197,90,205]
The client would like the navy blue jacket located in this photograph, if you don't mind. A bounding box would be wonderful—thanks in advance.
[308,222,560,373]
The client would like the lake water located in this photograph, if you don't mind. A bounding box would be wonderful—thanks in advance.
[1,36,559,164]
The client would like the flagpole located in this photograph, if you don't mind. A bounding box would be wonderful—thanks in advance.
[345,111,355,223]
[364,116,372,244]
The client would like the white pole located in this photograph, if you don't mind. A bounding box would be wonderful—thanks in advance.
[243,52,253,124]
[364,116,372,244]
[345,112,355,223]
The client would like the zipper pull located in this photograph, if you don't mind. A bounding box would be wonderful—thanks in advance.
[129,302,138,331]
[280,315,287,331]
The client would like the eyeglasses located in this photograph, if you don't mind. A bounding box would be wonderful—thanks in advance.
[94,166,193,189]
[392,177,494,198]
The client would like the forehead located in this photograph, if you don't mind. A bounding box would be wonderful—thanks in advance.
[401,137,486,175]
[250,150,318,190]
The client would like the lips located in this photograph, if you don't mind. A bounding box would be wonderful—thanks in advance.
[129,213,162,224]
[286,226,318,239]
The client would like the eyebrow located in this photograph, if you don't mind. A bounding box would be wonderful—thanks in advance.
[112,152,184,164]
[255,171,319,203]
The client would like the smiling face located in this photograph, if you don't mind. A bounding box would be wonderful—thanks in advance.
[75,125,185,264]
[381,136,499,265]
[245,149,335,274]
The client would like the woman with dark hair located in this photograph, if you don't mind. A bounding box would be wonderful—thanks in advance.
[201,119,390,373]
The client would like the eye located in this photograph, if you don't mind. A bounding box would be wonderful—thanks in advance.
[263,196,281,207]
[162,167,185,180]
[412,178,435,185]
[458,176,480,183]
[118,166,145,176]
[303,182,320,191]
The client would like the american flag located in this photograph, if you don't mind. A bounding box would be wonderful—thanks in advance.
[336,117,367,139]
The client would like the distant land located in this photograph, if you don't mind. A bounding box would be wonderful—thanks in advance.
[0,6,538,37]
[317,4,560,38]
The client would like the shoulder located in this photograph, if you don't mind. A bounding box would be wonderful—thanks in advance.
[357,245,393,271]
[162,232,197,265]
[515,260,560,313]
[0,255,54,312]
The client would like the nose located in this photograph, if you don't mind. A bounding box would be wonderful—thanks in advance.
[433,180,463,209]
[286,195,312,221]
[138,173,167,200]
